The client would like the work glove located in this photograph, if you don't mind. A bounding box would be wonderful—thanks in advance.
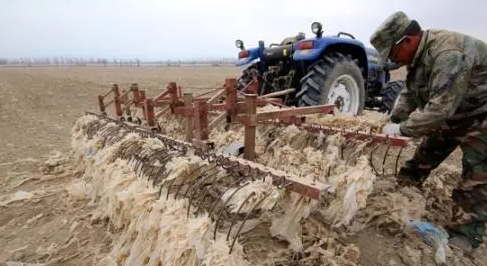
[382,123,402,136]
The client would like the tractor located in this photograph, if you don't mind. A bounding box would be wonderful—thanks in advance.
[234,22,405,115]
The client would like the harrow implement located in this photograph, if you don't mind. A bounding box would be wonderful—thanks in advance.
[85,76,415,255]
[80,112,329,254]
[96,77,410,159]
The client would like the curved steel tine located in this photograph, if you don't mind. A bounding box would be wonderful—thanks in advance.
[213,182,250,240]
[165,169,177,200]
[165,163,204,200]
[174,164,209,200]
[186,170,220,218]
[226,191,257,241]
[146,150,171,181]
[207,174,247,217]
[125,141,143,159]
[229,191,273,254]
[182,167,219,199]
[151,165,166,187]
[152,154,177,186]
[382,143,392,178]
[194,173,234,216]
[394,146,404,177]
[134,149,153,175]
[369,142,380,176]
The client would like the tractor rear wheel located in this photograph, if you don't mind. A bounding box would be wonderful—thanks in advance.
[379,80,405,114]
[296,53,365,116]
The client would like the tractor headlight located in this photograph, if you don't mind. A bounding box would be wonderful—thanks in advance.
[311,22,322,35]
[235,39,244,50]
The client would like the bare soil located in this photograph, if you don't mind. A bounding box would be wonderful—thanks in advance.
[0,66,479,266]
[0,67,240,265]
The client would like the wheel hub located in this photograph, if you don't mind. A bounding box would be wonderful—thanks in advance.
[327,74,359,115]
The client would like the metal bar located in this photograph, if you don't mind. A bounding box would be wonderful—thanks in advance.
[144,98,156,129]
[121,90,132,120]
[102,87,113,98]
[153,89,171,102]
[208,111,228,129]
[255,104,334,121]
[155,106,171,119]
[244,94,257,161]
[259,88,295,98]
[210,99,281,112]
[194,100,209,141]
[245,79,259,94]
[303,124,409,147]
[256,98,283,106]
[225,78,238,123]
[168,82,180,105]
[184,93,194,142]
[130,83,140,104]
[98,95,106,114]
[207,88,226,106]
[194,87,223,98]
[113,84,123,117]
[139,90,146,118]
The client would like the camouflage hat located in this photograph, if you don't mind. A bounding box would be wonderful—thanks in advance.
[370,11,412,67]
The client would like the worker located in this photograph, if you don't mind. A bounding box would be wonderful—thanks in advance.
[369,11,487,255]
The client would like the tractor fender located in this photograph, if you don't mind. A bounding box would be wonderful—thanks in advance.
[293,37,365,61]
[293,37,369,78]
[235,47,261,66]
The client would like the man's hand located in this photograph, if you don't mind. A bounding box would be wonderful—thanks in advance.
[382,123,402,136]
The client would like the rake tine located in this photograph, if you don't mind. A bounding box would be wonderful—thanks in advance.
[394,146,404,177]
[182,167,219,199]
[144,149,166,179]
[174,165,208,200]
[134,149,153,175]
[165,164,204,200]
[207,174,247,217]
[226,191,257,241]
[149,149,171,180]
[213,182,250,240]
[151,165,167,187]
[229,191,273,254]
[118,141,136,159]
[186,170,220,218]
[165,169,178,200]
[152,154,178,186]
[382,142,392,178]
[194,173,234,216]
[368,142,380,176]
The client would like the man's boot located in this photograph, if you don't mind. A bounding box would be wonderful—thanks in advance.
[446,215,487,255]
[396,162,432,188]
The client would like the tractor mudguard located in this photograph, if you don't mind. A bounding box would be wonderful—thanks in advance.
[236,47,261,67]
[292,37,366,61]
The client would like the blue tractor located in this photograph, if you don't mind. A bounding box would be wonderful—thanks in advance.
[234,22,405,115]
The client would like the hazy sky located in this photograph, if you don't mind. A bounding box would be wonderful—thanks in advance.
[1,0,486,60]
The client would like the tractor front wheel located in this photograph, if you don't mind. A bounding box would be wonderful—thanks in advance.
[296,53,365,116]
[237,65,257,93]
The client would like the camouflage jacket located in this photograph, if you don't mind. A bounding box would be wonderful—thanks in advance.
[391,29,487,138]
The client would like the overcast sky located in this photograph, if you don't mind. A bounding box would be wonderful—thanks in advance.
[1,0,486,60]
